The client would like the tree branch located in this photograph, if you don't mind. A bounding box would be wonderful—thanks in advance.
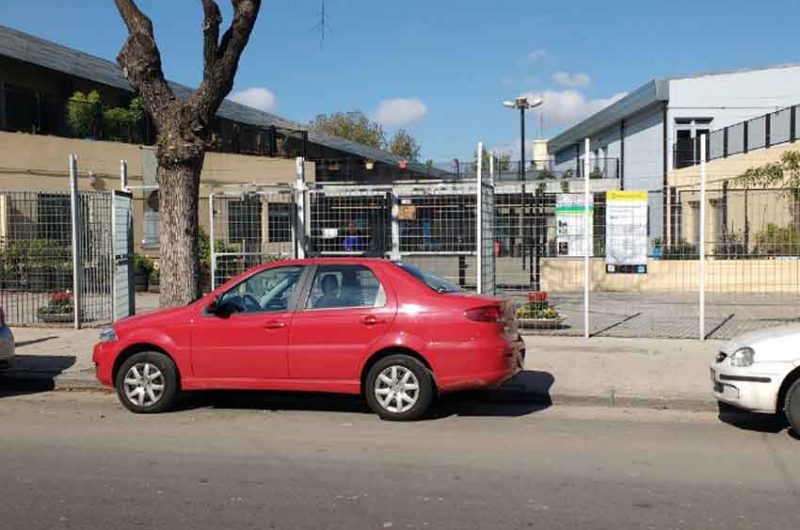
[114,0,175,125]
[189,0,262,121]
[201,0,223,78]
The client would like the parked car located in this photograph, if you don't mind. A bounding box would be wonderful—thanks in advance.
[0,306,15,372]
[711,324,800,433]
[93,259,525,420]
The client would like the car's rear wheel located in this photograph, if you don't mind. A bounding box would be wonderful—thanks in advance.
[365,355,434,421]
[115,351,179,414]
[784,378,800,435]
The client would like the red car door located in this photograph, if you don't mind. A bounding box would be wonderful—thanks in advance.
[192,265,305,381]
[288,264,396,383]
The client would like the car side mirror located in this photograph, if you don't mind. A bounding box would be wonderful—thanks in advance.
[207,297,221,316]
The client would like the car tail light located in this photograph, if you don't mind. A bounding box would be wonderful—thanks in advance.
[465,305,503,323]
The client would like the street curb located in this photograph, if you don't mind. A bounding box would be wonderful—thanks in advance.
[3,372,717,411]
[1,372,105,391]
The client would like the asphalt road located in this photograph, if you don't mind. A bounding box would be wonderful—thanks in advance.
[0,389,798,530]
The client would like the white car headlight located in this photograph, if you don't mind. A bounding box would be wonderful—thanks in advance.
[98,327,118,343]
[729,347,755,367]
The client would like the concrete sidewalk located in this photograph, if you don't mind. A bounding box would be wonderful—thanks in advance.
[0,327,723,410]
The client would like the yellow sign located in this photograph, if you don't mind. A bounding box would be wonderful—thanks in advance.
[607,190,648,202]
[398,205,417,220]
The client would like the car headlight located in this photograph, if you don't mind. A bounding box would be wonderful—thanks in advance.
[98,327,118,343]
[729,347,755,367]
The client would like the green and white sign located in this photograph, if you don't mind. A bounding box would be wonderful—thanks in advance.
[556,195,593,257]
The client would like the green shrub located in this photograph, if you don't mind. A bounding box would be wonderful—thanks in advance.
[753,224,800,257]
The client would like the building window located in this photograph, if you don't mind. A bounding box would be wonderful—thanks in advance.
[267,202,292,243]
[228,196,262,244]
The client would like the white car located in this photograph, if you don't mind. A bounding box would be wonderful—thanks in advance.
[711,324,800,432]
[0,307,14,372]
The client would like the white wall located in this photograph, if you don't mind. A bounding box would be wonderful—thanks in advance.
[667,66,800,169]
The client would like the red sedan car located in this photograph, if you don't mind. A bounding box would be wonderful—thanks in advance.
[93,259,525,420]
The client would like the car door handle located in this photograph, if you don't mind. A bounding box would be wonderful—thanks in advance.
[264,320,287,330]
[362,316,384,326]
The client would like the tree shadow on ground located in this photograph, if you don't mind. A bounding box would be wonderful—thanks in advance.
[716,402,798,438]
[0,355,76,398]
[177,370,555,420]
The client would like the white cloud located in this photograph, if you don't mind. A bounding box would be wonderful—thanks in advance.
[552,71,591,88]
[229,87,277,112]
[500,77,515,86]
[522,90,628,128]
[374,98,428,126]
[527,49,549,62]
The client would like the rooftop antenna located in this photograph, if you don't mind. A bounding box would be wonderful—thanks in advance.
[311,0,333,49]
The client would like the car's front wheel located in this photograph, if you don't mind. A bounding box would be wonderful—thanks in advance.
[784,378,800,435]
[115,351,179,414]
[365,355,434,421]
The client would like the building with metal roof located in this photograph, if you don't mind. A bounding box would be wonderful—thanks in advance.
[548,63,800,238]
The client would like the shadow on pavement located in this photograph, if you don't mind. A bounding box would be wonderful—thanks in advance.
[15,336,58,348]
[177,370,554,420]
[0,355,76,398]
[717,402,790,435]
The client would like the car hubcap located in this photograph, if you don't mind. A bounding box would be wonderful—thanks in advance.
[123,362,165,407]
[374,365,420,413]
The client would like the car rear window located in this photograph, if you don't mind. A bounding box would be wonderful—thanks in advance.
[395,262,463,294]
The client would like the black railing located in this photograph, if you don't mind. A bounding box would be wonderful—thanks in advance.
[673,104,800,169]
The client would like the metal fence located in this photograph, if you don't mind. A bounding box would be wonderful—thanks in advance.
[0,184,132,326]
[676,104,800,168]
[209,187,297,288]
[202,153,800,341]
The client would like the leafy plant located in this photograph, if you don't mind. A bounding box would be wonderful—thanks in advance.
[516,291,561,320]
[37,290,74,316]
[660,240,699,260]
[67,90,101,137]
[753,224,800,257]
[134,254,155,274]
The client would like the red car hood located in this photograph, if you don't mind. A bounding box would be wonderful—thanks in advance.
[113,303,196,332]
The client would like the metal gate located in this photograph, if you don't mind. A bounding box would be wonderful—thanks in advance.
[111,191,134,321]
[209,186,297,289]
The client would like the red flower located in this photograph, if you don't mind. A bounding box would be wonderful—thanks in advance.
[50,291,73,304]
[528,291,548,303]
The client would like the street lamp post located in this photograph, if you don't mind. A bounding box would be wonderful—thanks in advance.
[503,96,543,181]
[502,96,543,289]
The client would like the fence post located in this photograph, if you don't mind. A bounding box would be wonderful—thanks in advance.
[390,191,400,261]
[699,134,707,341]
[209,194,217,290]
[120,160,128,191]
[69,154,82,330]
[294,157,307,260]
[476,142,484,294]
[583,137,591,339]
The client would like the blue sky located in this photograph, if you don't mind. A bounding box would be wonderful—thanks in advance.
[4,0,800,161]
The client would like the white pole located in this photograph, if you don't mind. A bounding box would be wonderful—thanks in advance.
[583,138,591,338]
[294,157,307,260]
[69,155,82,330]
[699,134,707,340]
[209,194,217,291]
[390,191,400,261]
[476,142,484,294]
[120,160,128,191]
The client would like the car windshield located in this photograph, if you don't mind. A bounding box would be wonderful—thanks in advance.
[396,262,463,294]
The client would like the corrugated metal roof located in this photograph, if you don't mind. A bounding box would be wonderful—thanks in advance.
[0,24,424,168]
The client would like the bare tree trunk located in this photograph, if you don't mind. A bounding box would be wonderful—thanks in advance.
[113,0,261,307]
[158,157,203,306]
